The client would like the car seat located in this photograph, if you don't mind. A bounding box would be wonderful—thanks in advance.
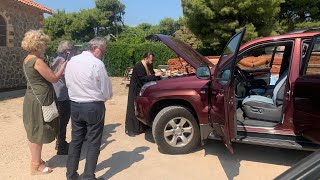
[242,73,288,122]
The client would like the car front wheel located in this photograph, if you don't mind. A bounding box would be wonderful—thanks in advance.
[152,106,200,154]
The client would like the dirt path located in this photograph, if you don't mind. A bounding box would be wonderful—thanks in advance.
[0,77,311,180]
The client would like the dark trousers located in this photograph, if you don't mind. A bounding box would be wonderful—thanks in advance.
[56,100,71,146]
[66,101,105,180]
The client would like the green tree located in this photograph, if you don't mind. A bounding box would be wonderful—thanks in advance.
[158,18,179,35]
[136,23,153,31]
[68,9,104,41]
[148,25,161,35]
[117,26,147,44]
[277,0,320,33]
[44,9,105,42]
[44,10,75,57]
[174,17,203,49]
[181,0,284,52]
[44,10,73,40]
[95,0,125,36]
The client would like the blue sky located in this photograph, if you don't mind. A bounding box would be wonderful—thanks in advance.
[33,0,183,26]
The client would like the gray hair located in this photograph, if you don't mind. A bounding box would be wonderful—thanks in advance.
[87,37,107,51]
[57,40,73,53]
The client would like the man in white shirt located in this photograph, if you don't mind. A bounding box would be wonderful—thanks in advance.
[65,37,112,180]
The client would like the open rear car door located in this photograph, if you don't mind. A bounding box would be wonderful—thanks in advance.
[209,28,246,153]
[293,34,320,143]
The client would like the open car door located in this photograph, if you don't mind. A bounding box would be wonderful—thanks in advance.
[210,28,246,153]
[293,35,320,143]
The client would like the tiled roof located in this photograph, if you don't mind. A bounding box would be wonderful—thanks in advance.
[16,0,53,14]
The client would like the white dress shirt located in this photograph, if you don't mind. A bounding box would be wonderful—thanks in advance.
[65,51,113,103]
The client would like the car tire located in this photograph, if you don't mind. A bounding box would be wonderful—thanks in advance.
[152,106,200,154]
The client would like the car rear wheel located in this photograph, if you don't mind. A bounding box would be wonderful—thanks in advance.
[152,106,200,154]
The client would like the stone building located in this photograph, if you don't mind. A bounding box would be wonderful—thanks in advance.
[0,0,52,90]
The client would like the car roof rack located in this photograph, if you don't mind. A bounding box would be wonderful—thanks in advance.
[286,27,320,34]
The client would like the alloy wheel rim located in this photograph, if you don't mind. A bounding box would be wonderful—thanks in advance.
[164,117,194,148]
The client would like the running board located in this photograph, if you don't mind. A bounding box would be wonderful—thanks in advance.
[235,136,305,150]
[235,136,320,151]
[208,133,319,151]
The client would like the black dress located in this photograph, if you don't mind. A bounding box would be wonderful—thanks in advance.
[125,62,159,134]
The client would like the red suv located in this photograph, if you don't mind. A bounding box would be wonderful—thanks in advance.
[135,27,320,154]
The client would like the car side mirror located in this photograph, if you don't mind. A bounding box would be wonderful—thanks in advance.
[196,66,210,79]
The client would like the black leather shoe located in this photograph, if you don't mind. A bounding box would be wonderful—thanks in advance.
[125,130,144,137]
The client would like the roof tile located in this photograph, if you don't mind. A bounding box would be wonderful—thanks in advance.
[17,0,53,14]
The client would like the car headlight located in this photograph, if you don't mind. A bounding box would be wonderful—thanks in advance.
[139,81,157,96]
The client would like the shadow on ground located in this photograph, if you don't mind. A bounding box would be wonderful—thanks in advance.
[144,128,155,143]
[96,146,150,179]
[204,140,312,180]
[0,89,25,100]
[48,123,121,168]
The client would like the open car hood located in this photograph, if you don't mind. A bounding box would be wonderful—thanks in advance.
[146,34,213,68]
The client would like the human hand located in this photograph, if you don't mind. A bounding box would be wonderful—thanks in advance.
[155,72,162,76]
[61,60,67,68]
[59,59,66,65]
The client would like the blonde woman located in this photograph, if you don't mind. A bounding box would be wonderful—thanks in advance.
[21,29,66,175]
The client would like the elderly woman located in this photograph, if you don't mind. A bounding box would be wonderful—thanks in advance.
[52,40,73,155]
[21,29,67,175]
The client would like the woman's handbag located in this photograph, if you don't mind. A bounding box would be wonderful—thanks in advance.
[23,63,59,122]
[40,101,59,122]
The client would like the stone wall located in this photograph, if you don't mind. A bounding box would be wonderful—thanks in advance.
[0,0,45,89]
[0,47,26,89]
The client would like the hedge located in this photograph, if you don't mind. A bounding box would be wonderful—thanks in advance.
[46,40,178,76]
[104,41,177,76]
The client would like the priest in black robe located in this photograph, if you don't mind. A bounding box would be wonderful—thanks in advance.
[125,52,162,136]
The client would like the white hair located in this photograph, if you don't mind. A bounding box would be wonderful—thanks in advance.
[88,37,107,51]
[57,40,73,53]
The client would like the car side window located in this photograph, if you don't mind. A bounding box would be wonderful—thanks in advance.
[236,42,293,86]
[237,45,284,72]
[305,37,320,75]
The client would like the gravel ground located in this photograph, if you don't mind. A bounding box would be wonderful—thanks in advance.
[0,77,312,180]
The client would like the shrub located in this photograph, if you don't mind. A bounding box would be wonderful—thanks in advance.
[46,40,177,76]
[104,41,177,76]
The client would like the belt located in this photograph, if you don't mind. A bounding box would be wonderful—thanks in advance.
[71,101,104,104]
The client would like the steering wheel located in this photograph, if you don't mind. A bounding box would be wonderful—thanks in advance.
[235,66,249,82]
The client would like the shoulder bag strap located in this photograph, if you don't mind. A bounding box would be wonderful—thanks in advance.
[23,58,43,106]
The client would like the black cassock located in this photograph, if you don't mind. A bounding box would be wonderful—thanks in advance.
[125,61,160,134]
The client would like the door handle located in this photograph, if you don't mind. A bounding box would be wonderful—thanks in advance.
[212,90,224,95]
